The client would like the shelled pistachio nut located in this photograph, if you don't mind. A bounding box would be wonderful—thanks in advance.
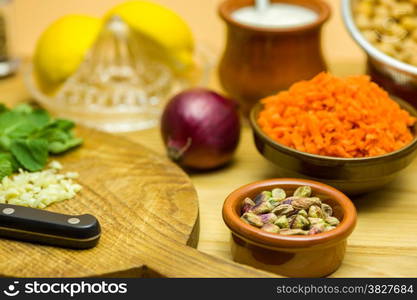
[242,197,255,213]
[291,215,310,229]
[308,205,324,218]
[272,204,294,216]
[271,188,286,201]
[274,215,289,229]
[241,212,263,227]
[239,186,341,236]
[261,223,280,233]
[259,213,277,224]
[293,185,312,197]
[280,229,309,235]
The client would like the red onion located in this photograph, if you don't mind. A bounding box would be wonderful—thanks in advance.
[161,88,241,170]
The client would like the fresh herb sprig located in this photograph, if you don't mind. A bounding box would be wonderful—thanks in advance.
[0,103,82,178]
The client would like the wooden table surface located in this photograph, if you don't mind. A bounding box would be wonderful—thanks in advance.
[2,0,417,277]
[2,62,417,277]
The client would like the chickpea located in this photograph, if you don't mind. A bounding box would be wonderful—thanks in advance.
[373,16,391,32]
[380,0,397,8]
[409,56,417,67]
[355,15,373,30]
[362,30,380,43]
[355,0,417,66]
[396,40,417,64]
[411,30,417,42]
[392,3,414,18]
[385,23,407,40]
[396,51,412,63]
[356,1,374,17]
[374,5,390,17]
[400,16,417,31]
[387,22,404,34]
[376,42,397,56]
[402,39,417,52]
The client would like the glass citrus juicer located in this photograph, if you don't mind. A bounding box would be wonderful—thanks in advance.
[26,16,212,132]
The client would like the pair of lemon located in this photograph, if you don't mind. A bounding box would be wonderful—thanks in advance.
[34,1,194,88]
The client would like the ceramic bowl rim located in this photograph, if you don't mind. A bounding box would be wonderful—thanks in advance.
[218,0,331,34]
[222,178,357,249]
[249,100,417,163]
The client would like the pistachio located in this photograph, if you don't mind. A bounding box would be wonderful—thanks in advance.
[287,214,297,226]
[262,190,272,197]
[325,216,340,226]
[293,185,312,197]
[324,224,336,232]
[272,204,294,216]
[281,198,293,205]
[241,212,264,227]
[291,215,310,229]
[239,186,340,236]
[287,209,300,217]
[253,192,270,205]
[267,198,280,209]
[279,229,309,235]
[308,205,324,218]
[261,223,280,233]
[242,197,255,213]
[308,223,326,235]
[308,217,326,226]
[251,191,280,214]
[251,201,273,214]
[298,209,308,218]
[259,213,277,224]
[290,197,321,210]
[271,188,286,201]
[274,215,289,229]
[321,203,333,218]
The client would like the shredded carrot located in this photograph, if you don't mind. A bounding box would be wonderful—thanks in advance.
[257,73,416,158]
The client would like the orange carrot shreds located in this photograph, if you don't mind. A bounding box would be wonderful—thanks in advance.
[257,73,416,158]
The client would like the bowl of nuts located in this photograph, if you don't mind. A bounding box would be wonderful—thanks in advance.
[222,178,357,277]
[343,0,417,107]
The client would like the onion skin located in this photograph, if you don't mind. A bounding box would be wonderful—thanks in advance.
[161,88,241,170]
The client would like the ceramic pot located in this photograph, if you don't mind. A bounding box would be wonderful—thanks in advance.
[222,178,357,277]
[218,0,330,115]
[249,99,417,196]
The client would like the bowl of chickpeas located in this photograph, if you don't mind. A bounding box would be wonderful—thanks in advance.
[343,0,417,107]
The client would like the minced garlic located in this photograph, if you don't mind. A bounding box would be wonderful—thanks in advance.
[0,161,82,209]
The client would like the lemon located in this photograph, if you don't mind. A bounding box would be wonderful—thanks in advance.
[106,1,194,72]
[34,15,102,90]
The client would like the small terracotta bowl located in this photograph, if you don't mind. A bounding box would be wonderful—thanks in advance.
[222,178,357,277]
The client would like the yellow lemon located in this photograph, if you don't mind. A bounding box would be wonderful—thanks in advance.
[106,0,194,72]
[34,15,102,90]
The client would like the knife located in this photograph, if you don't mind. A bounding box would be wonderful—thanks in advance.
[0,203,101,249]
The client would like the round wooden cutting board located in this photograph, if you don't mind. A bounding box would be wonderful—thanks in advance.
[0,127,272,278]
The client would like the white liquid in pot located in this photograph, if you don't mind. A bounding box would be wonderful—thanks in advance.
[232,3,319,28]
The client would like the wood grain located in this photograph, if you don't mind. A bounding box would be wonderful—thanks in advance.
[2,58,417,277]
[1,0,415,276]
[128,121,417,278]
[0,125,274,278]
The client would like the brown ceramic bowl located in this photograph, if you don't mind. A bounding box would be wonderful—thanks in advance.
[218,0,330,116]
[250,99,417,195]
[222,178,357,277]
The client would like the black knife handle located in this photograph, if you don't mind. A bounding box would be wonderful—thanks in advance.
[0,203,101,249]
